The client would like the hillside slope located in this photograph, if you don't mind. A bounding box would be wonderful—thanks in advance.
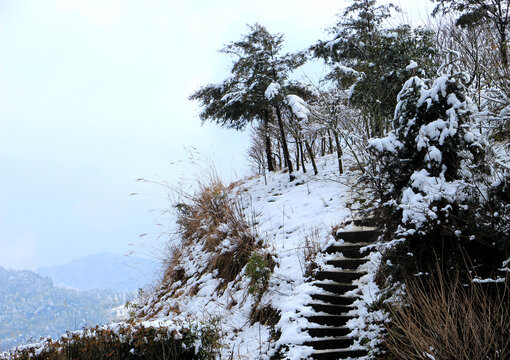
[133,154,382,359]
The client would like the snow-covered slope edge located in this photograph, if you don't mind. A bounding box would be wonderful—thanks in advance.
[1,154,384,359]
[131,154,383,359]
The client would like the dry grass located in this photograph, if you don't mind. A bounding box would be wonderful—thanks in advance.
[165,176,260,291]
[298,227,323,277]
[137,173,265,320]
[383,268,510,360]
[162,244,184,285]
[250,305,280,327]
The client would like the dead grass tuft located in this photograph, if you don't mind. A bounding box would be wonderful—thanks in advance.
[383,268,510,360]
[166,177,259,292]
[249,305,280,327]
[162,244,184,285]
[298,227,323,277]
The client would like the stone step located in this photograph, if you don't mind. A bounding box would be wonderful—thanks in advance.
[335,229,379,244]
[326,258,367,270]
[314,281,358,294]
[307,314,355,327]
[305,326,351,338]
[311,348,368,360]
[310,294,358,306]
[324,244,373,259]
[353,218,377,227]
[309,302,355,315]
[304,336,355,350]
[299,223,376,359]
[315,270,366,283]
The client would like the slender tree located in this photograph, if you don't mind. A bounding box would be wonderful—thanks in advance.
[189,24,307,180]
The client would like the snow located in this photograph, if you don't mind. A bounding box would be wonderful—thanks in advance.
[265,82,281,100]
[346,250,386,352]
[472,277,506,284]
[406,60,418,70]
[418,75,449,107]
[426,146,442,163]
[368,132,403,154]
[399,168,463,229]
[123,153,377,359]
[335,65,359,77]
[286,95,311,122]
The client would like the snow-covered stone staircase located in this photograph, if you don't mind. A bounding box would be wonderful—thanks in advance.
[304,228,379,359]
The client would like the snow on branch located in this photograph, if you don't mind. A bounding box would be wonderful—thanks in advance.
[285,94,310,121]
[265,82,281,100]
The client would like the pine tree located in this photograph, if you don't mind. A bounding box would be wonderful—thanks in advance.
[311,0,437,137]
[368,72,509,280]
[189,24,307,180]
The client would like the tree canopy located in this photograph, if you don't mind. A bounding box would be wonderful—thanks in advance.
[311,0,437,137]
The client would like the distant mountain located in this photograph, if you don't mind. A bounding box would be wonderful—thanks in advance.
[0,267,130,351]
[36,252,160,293]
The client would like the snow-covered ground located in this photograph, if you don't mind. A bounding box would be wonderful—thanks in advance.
[1,153,384,359]
[131,153,382,359]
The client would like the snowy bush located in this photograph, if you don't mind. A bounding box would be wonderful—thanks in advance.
[367,72,509,281]
[1,323,220,360]
[244,252,275,301]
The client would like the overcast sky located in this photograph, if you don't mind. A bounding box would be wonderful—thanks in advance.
[0,0,430,270]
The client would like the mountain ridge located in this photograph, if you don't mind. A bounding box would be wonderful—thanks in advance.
[36,252,160,293]
[0,266,129,351]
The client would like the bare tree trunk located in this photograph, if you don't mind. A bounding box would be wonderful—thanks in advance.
[275,106,294,181]
[294,135,300,171]
[274,152,281,169]
[263,112,274,172]
[299,140,307,173]
[333,130,343,175]
[498,23,508,67]
[344,135,364,174]
[305,140,318,175]
[277,140,282,169]
[327,129,334,154]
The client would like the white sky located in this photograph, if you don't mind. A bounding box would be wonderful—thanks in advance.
[0,0,429,270]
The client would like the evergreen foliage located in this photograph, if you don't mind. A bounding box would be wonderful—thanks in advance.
[189,23,308,178]
[368,71,509,281]
[189,23,305,130]
[311,0,437,137]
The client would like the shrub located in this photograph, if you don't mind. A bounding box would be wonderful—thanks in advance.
[244,252,275,300]
[2,322,220,360]
[298,227,323,278]
[367,71,509,282]
[165,178,260,288]
[135,176,263,321]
